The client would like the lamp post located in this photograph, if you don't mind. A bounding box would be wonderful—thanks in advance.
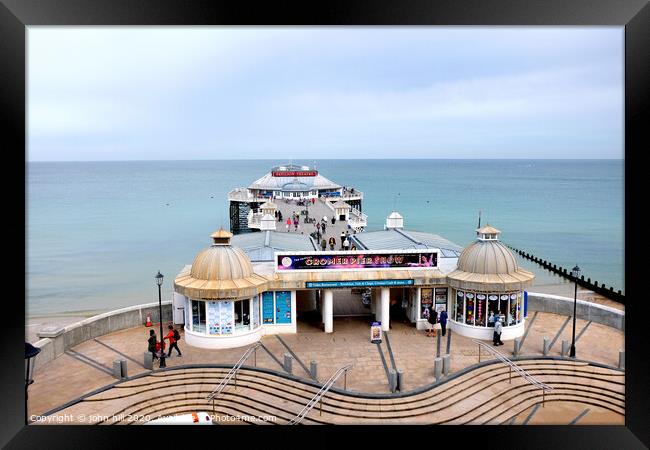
[25,342,41,425]
[155,271,166,368]
[569,265,581,358]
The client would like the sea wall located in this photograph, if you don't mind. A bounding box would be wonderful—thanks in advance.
[527,292,624,331]
[33,301,173,368]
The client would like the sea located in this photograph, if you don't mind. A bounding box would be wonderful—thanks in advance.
[26,159,624,317]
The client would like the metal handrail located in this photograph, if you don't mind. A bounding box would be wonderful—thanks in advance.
[472,340,553,395]
[288,364,353,425]
[206,342,262,406]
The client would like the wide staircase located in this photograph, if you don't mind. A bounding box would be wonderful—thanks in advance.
[44,359,624,425]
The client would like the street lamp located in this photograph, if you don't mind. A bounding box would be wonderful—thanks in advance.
[25,342,41,425]
[155,271,166,368]
[569,265,581,358]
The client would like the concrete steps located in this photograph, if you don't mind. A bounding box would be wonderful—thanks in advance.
[46,358,624,425]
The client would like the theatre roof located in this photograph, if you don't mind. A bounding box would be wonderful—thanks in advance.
[248,171,342,192]
[232,230,317,262]
[350,229,463,258]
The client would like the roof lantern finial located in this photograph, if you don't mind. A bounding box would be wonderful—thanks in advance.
[210,227,233,245]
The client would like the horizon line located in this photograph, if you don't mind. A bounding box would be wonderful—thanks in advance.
[28,157,625,163]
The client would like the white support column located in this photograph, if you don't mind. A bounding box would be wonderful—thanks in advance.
[380,287,390,331]
[415,287,422,320]
[323,289,334,333]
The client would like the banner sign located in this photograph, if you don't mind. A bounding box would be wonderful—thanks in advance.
[277,250,437,272]
[370,322,382,343]
[306,279,414,289]
[272,170,318,177]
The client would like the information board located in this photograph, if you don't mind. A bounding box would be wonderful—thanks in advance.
[275,291,292,324]
[262,291,275,324]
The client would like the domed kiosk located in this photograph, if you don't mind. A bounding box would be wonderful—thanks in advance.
[446,225,534,340]
[174,229,271,349]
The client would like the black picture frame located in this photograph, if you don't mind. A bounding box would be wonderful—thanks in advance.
[1,0,647,447]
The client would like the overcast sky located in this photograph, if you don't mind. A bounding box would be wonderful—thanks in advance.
[28,27,623,161]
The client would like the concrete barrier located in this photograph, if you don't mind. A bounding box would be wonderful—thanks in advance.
[434,357,443,381]
[526,292,624,331]
[310,360,318,380]
[561,340,570,357]
[542,337,550,356]
[33,301,173,369]
[442,355,450,376]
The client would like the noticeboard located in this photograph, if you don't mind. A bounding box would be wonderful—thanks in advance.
[275,291,292,324]
[262,291,275,324]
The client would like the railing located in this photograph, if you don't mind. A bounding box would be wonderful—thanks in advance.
[472,340,553,404]
[206,343,262,410]
[341,189,363,199]
[288,364,353,425]
[322,199,336,213]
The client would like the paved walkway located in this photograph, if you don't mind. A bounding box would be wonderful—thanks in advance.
[28,311,624,420]
[274,198,358,248]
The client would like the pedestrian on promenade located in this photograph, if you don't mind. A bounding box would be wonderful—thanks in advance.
[316,222,321,233]
[340,231,346,249]
[165,324,182,357]
[343,237,350,251]
[351,244,357,251]
[439,309,448,336]
[286,217,291,231]
[493,317,504,346]
[148,329,159,361]
[332,216,336,225]
[321,238,327,251]
[428,307,438,337]
[312,197,315,205]
[321,222,327,235]
[329,236,336,250]
[293,217,298,231]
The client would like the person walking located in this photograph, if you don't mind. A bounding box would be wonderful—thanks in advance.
[148,329,159,361]
[439,309,448,336]
[351,243,357,250]
[340,231,346,249]
[331,216,336,225]
[343,237,350,251]
[329,236,336,250]
[423,307,433,337]
[293,217,298,231]
[165,324,182,357]
[428,307,438,337]
[316,222,321,233]
[286,217,292,232]
[321,238,327,251]
[493,317,504,346]
[321,221,327,235]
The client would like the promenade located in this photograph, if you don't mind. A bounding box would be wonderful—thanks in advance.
[29,310,623,425]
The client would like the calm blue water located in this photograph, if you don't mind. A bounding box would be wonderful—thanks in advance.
[27,160,624,316]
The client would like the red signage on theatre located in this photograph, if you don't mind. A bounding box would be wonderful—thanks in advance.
[272,171,318,177]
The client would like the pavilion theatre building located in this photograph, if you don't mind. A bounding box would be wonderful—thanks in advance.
[173,218,534,349]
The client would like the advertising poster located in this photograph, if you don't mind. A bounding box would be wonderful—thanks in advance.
[277,251,437,271]
[252,295,260,329]
[435,288,447,313]
[220,301,233,334]
[262,291,274,324]
[421,288,433,318]
[370,322,382,343]
[207,301,220,335]
[275,291,292,324]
